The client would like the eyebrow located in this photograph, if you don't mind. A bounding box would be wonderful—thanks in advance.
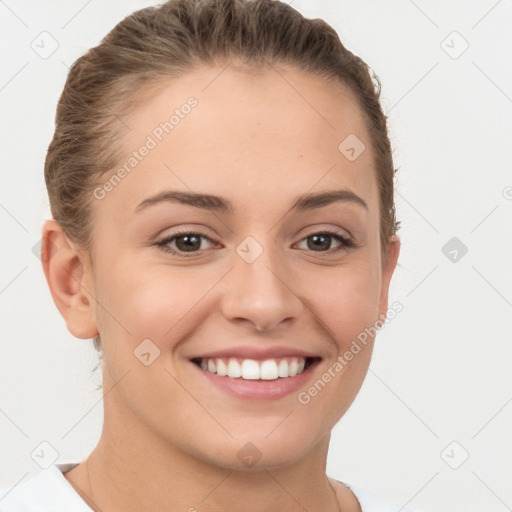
[134,188,368,214]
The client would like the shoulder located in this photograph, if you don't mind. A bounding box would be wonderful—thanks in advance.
[336,479,423,512]
[0,462,92,512]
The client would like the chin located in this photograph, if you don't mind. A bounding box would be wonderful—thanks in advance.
[194,430,319,471]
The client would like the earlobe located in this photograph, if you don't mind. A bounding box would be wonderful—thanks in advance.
[41,219,99,340]
[378,235,401,319]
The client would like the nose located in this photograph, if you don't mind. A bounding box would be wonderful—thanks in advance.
[220,243,304,332]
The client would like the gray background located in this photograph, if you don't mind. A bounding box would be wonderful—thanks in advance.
[1,1,511,511]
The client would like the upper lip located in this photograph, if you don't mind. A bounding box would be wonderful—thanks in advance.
[189,345,321,361]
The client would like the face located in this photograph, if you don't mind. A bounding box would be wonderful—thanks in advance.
[67,63,399,469]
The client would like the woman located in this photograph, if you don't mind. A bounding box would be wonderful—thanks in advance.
[0,0,415,510]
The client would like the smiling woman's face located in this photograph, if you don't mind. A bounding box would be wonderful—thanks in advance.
[75,63,399,469]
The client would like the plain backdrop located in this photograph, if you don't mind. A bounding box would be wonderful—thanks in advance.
[1,1,511,511]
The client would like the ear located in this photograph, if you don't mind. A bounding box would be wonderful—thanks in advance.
[378,234,401,319]
[40,219,98,339]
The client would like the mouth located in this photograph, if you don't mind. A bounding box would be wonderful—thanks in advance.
[190,356,322,381]
[187,346,324,400]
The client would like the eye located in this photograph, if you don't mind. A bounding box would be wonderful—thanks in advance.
[155,230,217,257]
[295,230,355,253]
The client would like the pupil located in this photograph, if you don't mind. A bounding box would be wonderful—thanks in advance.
[308,234,330,251]
[176,234,200,252]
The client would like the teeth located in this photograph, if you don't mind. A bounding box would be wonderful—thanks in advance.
[260,360,279,380]
[241,359,260,380]
[217,358,227,376]
[289,359,298,377]
[278,359,289,377]
[227,358,242,378]
[196,357,310,380]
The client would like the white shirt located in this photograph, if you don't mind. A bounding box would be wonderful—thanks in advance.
[0,462,420,511]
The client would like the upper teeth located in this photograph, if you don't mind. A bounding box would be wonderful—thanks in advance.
[198,357,307,380]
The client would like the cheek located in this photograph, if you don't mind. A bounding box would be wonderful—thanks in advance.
[98,264,215,347]
[306,260,382,348]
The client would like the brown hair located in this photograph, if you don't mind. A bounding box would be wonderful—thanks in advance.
[45,0,400,372]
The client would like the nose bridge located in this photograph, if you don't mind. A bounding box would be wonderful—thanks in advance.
[221,234,302,331]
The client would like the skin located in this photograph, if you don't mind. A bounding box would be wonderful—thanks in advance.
[42,61,400,512]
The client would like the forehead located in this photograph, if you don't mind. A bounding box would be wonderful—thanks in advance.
[95,63,378,221]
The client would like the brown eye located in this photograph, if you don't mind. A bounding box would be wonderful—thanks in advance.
[156,231,217,257]
[174,234,202,252]
[296,231,355,253]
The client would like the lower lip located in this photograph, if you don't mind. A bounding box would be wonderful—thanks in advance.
[190,360,321,400]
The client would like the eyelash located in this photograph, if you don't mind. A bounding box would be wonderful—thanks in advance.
[155,228,357,258]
